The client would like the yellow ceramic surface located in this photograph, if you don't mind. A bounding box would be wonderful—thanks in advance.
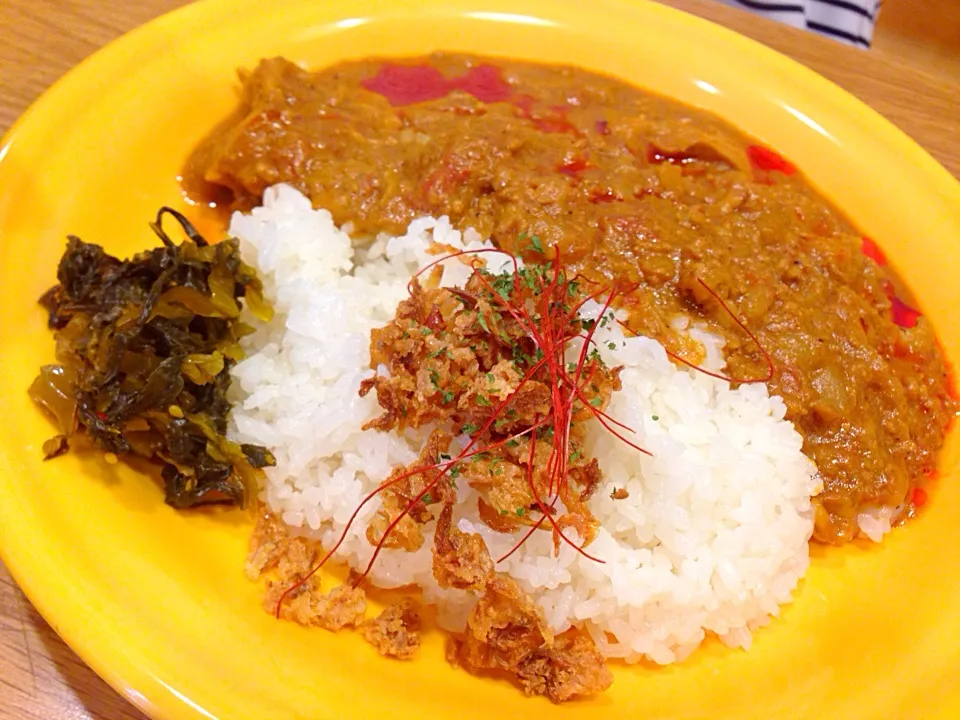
[1,0,959,718]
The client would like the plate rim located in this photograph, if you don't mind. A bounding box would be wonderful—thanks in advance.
[1,1,959,719]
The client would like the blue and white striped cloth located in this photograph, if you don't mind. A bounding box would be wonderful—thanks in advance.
[716,0,881,47]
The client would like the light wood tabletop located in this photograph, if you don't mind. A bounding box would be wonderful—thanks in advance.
[1,1,958,719]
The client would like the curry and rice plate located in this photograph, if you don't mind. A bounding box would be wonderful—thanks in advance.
[29,53,956,702]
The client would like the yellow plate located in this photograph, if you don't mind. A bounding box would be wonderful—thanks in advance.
[1,0,959,718]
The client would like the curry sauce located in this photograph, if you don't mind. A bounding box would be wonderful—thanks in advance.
[185,54,956,543]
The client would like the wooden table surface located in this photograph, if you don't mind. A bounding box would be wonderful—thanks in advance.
[1,1,958,719]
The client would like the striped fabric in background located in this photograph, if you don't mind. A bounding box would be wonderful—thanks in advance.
[715,0,882,47]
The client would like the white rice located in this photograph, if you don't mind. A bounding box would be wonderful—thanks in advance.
[857,505,900,542]
[228,184,821,665]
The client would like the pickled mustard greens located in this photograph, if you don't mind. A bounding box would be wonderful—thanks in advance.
[29,208,275,509]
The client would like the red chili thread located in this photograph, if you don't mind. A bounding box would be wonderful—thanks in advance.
[274,246,661,617]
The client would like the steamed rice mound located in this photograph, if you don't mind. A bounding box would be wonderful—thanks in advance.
[228,184,821,666]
